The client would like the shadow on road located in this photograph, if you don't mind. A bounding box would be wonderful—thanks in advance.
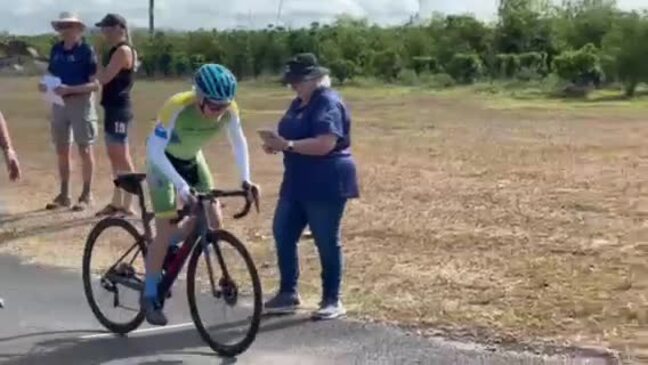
[0,329,105,344]
[3,315,311,365]
[0,208,52,225]
[0,216,96,244]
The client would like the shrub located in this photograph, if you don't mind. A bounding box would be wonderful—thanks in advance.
[519,51,548,76]
[446,53,484,84]
[173,53,191,76]
[397,68,419,86]
[345,76,384,88]
[330,59,357,84]
[411,56,440,74]
[189,53,206,71]
[516,67,543,81]
[371,49,403,81]
[495,54,520,78]
[552,43,603,87]
[421,73,456,88]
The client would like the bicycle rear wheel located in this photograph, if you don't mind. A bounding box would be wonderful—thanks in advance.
[82,217,147,334]
[186,229,262,357]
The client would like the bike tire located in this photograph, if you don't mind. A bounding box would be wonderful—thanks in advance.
[82,217,147,334]
[186,229,262,357]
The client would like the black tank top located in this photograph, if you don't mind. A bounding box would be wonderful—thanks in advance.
[101,42,135,108]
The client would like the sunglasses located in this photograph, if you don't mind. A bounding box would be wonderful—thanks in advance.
[201,99,230,112]
[55,23,77,31]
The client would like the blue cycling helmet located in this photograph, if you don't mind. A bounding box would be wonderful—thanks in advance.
[194,64,237,102]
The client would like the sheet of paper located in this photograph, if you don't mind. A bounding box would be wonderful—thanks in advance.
[41,75,61,89]
[40,75,64,106]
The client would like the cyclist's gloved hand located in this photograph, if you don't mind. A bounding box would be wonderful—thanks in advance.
[178,185,197,206]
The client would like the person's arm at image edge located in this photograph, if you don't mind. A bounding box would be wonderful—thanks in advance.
[0,111,21,181]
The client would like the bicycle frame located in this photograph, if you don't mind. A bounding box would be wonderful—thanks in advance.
[110,174,256,302]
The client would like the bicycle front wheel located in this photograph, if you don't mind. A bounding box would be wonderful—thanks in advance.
[186,229,262,357]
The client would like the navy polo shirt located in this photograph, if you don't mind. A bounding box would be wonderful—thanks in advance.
[277,87,359,201]
[47,40,97,86]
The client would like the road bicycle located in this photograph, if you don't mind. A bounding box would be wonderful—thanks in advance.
[82,173,262,357]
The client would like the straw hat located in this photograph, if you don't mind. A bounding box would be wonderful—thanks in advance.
[51,11,86,30]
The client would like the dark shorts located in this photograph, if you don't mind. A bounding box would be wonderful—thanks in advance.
[103,106,133,144]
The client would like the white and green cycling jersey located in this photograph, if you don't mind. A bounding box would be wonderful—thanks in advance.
[145,90,250,218]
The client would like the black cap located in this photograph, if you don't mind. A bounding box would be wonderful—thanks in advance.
[95,13,127,28]
[281,53,330,84]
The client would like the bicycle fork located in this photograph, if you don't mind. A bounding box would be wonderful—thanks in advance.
[204,231,237,300]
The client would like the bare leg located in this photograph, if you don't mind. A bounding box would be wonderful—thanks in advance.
[77,144,95,201]
[106,142,135,212]
[57,144,71,198]
[46,144,72,209]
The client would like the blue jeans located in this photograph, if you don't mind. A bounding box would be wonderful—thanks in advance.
[272,197,347,303]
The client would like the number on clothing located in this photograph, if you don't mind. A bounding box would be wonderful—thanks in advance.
[115,122,127,134]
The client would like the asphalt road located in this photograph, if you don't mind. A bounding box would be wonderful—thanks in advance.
[0,255,616,365]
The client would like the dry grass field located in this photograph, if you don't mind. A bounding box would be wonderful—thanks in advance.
[0,76,646,361]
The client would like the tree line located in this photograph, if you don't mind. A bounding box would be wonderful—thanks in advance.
[6,0,648,96]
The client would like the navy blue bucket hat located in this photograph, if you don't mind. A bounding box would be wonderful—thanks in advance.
[281,53,330,84]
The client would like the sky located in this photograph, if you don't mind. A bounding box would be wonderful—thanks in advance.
[2,0,647,35]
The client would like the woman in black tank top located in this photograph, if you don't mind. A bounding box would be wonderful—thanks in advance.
[95,13,137,216]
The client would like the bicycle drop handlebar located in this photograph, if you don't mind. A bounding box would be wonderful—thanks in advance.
[171,187,260,224]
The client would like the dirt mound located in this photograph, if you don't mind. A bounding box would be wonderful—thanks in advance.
[0,39,46,75]
[0,39,40,58]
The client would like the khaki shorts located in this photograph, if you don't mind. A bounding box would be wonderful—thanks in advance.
[51,93,98,147]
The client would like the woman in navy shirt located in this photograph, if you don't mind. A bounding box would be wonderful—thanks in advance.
[262,53,359,320]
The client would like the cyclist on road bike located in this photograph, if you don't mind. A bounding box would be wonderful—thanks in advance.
[142,63,257,326]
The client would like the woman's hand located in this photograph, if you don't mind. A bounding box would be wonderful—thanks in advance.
[262,143,279,154]
[263,133,289,152]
